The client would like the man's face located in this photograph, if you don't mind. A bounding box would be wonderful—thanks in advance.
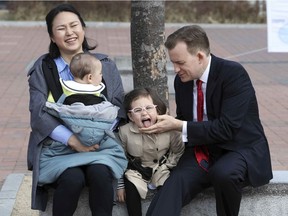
[168,41,204,82]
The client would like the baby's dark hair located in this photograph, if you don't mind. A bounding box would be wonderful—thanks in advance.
[124,88,167,115]
[70,53,100,79]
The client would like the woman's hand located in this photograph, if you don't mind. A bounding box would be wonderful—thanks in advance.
[139,114,183,134]
[67,135,99,152]
[117,188,126,203]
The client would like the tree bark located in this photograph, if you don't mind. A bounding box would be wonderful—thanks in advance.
[130,1,168,107]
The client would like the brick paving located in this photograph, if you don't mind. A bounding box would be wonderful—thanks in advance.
[0,22,288,189]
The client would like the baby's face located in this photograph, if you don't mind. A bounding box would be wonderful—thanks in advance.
[128,96,158,128]
[90,60,102,86]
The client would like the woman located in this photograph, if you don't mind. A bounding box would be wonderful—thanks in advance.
[27,3,127,216]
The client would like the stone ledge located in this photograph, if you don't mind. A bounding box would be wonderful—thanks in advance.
[0,171,287,216]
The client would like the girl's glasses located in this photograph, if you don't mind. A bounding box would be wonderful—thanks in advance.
[129,105,157,114]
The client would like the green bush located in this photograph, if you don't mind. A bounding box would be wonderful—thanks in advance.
[4,0,266,23]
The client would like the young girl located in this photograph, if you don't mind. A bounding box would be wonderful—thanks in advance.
[117,88,184,216]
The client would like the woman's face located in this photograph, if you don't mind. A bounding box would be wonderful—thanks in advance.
[128,96,158,128]
[51,11,85,57]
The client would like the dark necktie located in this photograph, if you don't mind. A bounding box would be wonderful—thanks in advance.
[194,80,209,171]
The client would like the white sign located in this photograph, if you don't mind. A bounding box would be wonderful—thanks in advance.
[267,0,288,52]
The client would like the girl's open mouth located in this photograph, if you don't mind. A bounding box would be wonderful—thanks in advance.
[142,118,152,128]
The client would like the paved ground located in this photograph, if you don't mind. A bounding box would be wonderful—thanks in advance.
[0,22,288,192]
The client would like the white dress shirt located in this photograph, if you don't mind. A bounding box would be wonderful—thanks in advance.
[182,55,211,142]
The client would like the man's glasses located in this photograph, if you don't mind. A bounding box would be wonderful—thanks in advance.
[129,105,157,114]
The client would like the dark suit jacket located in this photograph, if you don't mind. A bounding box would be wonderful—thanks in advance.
[174,54,272,187]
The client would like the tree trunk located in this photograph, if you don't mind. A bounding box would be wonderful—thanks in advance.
[130,1,169,107]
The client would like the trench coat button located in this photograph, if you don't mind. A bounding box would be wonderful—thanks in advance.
[153,159,158,163]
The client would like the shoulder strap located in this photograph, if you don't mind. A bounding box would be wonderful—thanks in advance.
[42,55,63,102]
[56,94,67,104]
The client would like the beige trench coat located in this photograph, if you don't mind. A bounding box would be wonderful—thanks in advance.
[118,122,184,199]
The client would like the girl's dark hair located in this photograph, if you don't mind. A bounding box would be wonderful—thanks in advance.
[124,88,167,115]
[45,3,97,58]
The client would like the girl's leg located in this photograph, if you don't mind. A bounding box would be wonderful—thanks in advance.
[124,177,142,216]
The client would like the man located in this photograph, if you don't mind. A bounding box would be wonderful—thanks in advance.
[140,25,272,216]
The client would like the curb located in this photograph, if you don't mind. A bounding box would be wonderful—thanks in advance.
[1,171,288,216]
[0,21,266,29]
[0,174,25,216]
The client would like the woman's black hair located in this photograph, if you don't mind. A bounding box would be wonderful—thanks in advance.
[45,3,97,58]
[124,88,167,115]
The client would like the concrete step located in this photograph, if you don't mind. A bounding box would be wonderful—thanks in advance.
[113,56,176,94]
[1,171,287,216]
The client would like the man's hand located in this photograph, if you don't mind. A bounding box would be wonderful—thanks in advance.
[139,114,183,134]
[67,135,99,152]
